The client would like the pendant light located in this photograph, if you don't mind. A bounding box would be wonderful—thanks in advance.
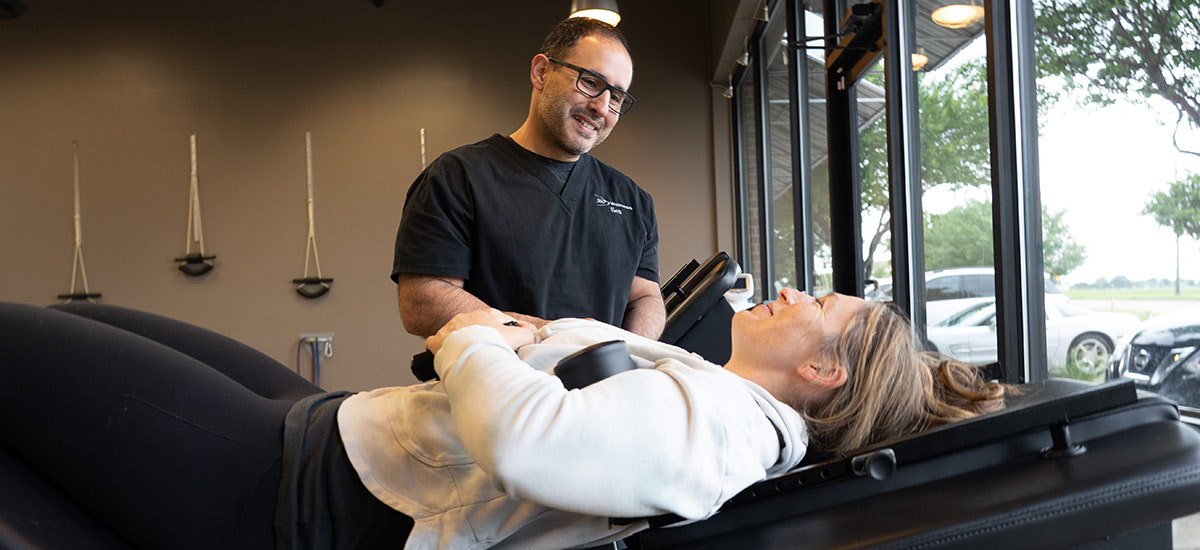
[912,48,929,71]
[569,0,620,26]
[932,1,985,29]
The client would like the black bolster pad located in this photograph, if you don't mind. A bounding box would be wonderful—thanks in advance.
[554,340,637,390]
[411,351,436,382]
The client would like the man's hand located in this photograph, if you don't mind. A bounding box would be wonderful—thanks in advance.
[425,309,536,354]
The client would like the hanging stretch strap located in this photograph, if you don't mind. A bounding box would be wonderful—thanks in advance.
[177,134,215,276]
[186,134,206,255]
[73,140,82,252]
[60,139,100,302]
[302,131,322,279]
[295,131,332,298]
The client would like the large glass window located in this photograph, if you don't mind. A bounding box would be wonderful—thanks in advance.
[854,6,992,365]
[916,22,992,332]
[736,68,763,301]
[803,8,833,296]
[734,3,827,301]
[764,6,797,296]
[806,5,880,299]
[1033,1,1200,409]
[855,60,891,301]
[854,4,993,365]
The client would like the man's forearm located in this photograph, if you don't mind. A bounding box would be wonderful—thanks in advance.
[397,276,490,337]
[397,275,549,337]
[622,293,666,340]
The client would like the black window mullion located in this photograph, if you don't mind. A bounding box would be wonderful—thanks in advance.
[986,0,1048,383]
[751,39,774,302]
[882,0,927,338]
[824,0,864,297]
[786,0,815,294]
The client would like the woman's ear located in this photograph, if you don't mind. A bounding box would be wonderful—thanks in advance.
[798,362,848,389]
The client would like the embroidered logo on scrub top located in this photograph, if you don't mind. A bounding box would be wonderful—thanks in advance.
[594,194,633,215]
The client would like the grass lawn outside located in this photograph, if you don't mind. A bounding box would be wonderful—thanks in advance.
[1066,287,1200,301]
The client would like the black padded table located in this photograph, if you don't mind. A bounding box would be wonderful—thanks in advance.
[634,379,1200,549]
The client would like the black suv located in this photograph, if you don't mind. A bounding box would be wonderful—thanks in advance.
[1108,308,1200,409]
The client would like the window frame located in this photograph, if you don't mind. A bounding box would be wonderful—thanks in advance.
[984,0,1049,383]
[729,0,1051,382]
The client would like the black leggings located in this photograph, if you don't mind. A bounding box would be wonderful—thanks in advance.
[0,302,323,548]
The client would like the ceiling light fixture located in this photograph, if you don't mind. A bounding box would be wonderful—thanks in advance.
[569,0,621,26]
[756,1,769,22]
[931,1,984,29]
[911,48,929,71]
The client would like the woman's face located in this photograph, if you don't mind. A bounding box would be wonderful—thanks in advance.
[730,289,868,370]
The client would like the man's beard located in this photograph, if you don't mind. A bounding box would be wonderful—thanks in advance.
[538,91,609,156]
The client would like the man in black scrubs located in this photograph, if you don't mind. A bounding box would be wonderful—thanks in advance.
[392,17,665,339]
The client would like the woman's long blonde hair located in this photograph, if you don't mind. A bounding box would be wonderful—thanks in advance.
[800,302,1008,457]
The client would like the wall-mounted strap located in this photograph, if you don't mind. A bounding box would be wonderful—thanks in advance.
[60,140,100,302]
[296,131,332,298]
[177,134,215,276]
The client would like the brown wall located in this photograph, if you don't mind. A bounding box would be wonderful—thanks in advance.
[0,0,723,390]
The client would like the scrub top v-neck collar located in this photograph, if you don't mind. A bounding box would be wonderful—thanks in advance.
[497,135,586,214]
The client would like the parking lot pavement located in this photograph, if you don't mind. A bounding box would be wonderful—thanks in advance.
[1177,511,1200,549]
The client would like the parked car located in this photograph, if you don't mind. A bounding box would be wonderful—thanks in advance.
[1107,308,1200,409]
[866,267,1068,326]
[927,299,1139,372]
[864,278,892,301]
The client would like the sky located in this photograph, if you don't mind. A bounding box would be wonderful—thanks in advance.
[1037,98,1200,286]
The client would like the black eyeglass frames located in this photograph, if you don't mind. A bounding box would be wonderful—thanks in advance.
[546,57,636,115]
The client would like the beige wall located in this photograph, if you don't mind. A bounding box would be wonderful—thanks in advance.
[0,1,726,390]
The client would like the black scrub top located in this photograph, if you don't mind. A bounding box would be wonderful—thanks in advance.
[392,134,659,327]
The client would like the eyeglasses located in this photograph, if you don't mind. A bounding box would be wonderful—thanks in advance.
[546,57,636,115]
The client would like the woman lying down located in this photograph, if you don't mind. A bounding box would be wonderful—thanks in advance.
[0,289,1006,549]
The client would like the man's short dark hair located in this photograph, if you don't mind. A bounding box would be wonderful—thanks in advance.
[540,17,632,64]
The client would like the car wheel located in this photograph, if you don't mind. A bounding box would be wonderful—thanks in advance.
[1068,332,1114,376]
